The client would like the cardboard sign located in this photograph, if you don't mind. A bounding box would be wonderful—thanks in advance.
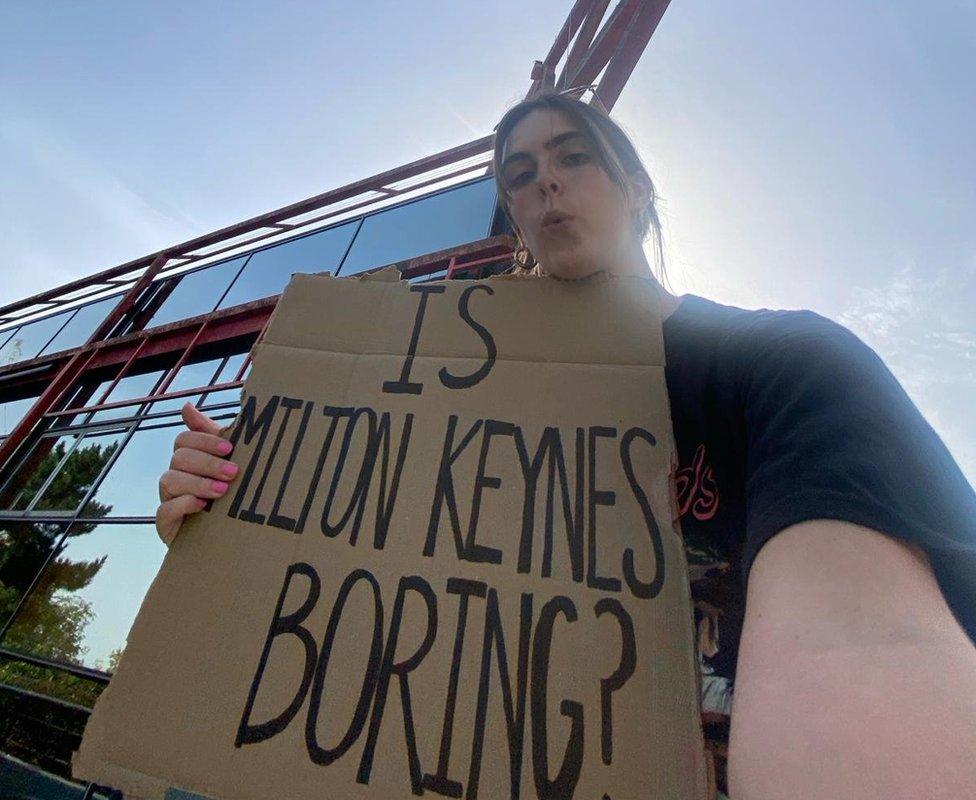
[73,267,713,799]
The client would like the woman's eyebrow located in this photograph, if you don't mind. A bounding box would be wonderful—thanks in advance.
[501,131,588,170]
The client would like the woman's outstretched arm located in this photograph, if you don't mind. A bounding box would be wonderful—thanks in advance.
[728,518,976,799]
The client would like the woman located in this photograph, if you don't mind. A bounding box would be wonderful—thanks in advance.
[157,92,976,798]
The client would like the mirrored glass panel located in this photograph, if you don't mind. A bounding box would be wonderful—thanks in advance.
[198,393,242,413]
[199,352,249,407]
[0,310,75,366]
[2,434,78,511]
[214,352,248,384]
[0,522,70,633]
[30,429,128,514]
[147,257,247,329]
[0,395,38,437]
[0,523,166,675]
[81,424,178,518]
[87,369,166,423]
[148,357,222,414]
[407,268,448,283]
[0,326,19,351]
[39,295,123,357]
[218,221,359,310]
[340,178,496,274]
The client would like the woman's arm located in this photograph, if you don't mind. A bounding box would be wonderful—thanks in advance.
[728,519,976,799]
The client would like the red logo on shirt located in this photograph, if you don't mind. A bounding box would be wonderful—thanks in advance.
[676,444,719,521]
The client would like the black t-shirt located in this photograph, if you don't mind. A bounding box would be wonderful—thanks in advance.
[662,293,976,797]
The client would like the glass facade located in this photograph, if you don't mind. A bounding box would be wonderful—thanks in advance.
[0,170,502,791]
[0,177,496,374]
[0,310,74,365]
[146,256,248,329]
[341,177,496,272]
[2,523,166,671]
[0,395,38,438]
[217,220,360,309]
[40,294,123,357]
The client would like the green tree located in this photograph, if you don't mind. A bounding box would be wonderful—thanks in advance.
[0,438,116,623]
[94,646,124,673]
[0,438,118,697]
[0,436,120,776]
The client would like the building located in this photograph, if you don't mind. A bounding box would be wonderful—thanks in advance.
[0,2,670,795]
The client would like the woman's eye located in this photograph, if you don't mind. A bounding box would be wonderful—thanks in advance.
[508,153,588,189]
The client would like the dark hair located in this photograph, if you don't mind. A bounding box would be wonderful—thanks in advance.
[491,90,667,284]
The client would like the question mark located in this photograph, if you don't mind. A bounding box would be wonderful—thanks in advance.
[594,598,636,766]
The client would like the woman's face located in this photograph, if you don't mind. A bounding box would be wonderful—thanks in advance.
[500,107,644,280]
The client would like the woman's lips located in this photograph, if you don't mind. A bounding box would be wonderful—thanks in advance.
[542,216,574,232]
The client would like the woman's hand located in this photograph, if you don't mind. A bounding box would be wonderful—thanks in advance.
[156,403,239,546]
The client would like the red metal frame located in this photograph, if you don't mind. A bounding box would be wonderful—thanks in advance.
[0,0,672,491]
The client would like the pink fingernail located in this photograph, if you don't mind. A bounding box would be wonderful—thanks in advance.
[196,497,208,509]
[212,480,229,493]
[218,440,233,454]
[221,462,239,479]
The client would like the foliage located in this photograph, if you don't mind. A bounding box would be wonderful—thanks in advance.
[0,436,119,772]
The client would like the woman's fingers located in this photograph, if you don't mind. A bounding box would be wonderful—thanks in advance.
[181,402,224,435]
[170,445,239,482]
[173,429,234,458]
[156,494,208,546]
[159,466,236,503]
[156,405,237,545]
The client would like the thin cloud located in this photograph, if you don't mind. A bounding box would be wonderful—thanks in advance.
[840,260,976,485]
[443,102,487,139]
[0,112,200,305]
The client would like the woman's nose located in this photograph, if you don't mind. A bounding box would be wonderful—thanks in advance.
[536,159,562,196]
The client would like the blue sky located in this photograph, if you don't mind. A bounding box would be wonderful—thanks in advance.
[2,0,974,496]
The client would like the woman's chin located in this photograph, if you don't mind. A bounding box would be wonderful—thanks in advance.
[543,259,604,281]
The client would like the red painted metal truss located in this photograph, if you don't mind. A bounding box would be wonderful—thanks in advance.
[0,0,671,485]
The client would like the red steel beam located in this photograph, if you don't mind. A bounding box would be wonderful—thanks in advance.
[0,235,515,403]
[81,303,272,374]
[542,0,595,74]
[563,0,640,92]
[0,1,671,330]
[0,137,493,323]
[0,254,170,472]
[557,0,612,90]
[595,0,671,109]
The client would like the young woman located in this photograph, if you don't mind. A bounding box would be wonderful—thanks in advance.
[157,92,976,799]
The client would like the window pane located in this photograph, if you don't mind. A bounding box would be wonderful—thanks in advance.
[340,178,496,274]
[0,523,166,674]
[198,353,249,407]
[0,522,71,632]
[0,310,75,366]
[31,429,127,514]
[39,295,122,357]
[87,368,166,422]
[0,325,19,351]
[0,395,38,436]
[218,222,358,309]
[147,357,222,414]
[147,257,247,329]
[167,356,222,393]
[81,425,176,518]
[2,434,77,511]
[408,267,448,283]
[215,352,249,383]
